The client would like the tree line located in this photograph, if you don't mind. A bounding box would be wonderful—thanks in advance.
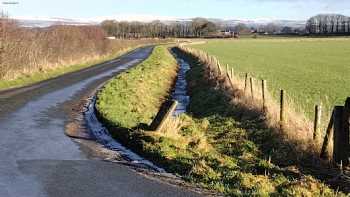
[102,13,350,38]
[101,18,218,38]
[306,14,350,34]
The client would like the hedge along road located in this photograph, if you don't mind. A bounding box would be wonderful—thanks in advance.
[0,46,201,197]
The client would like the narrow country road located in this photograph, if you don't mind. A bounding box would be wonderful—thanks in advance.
[0,46,202,197]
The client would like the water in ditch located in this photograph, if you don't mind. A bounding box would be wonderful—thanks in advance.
[171,57,190,116]
[83,54,190,172]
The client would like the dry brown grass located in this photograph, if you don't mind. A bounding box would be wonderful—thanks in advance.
[0,18,167,82]
[156,116,213,153]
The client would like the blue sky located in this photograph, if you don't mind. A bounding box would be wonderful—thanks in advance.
[1,0,350,21]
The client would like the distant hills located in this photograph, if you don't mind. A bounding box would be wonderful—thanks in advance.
[15,17,99,27]
[14,16,306,28]
[214,19,306,28]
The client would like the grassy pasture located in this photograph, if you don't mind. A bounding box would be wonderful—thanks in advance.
[192,38,350,119]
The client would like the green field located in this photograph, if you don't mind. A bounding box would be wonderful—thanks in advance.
[192,38,350,119]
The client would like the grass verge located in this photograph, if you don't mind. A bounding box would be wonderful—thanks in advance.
[95,46,344,196]
[96,45,178,129]
[0,40,166,91]
[0,47,136,91]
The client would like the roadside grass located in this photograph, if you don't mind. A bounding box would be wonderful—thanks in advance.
[0,47,138,91]
[191,38,350,121]
[0,50,122,91]
[96,45,343,196]
[96,45,178,129]
[0,38,173,91]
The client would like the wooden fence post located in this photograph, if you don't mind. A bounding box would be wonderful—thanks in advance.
[342,98,350,164]
[150,100,178,132]
[320,109,335,159]
[250,77,254,99]
[262,80,266,112]
[313,105,322,140]
[280,90,285,130]
[321,100,350,165]
[333,106,347,165]
[244,73,248,93]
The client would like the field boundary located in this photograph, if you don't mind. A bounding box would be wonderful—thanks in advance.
[177,44,350,168]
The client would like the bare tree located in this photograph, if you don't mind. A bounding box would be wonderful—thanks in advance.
[306,14,350,34]
[101,18,218,38]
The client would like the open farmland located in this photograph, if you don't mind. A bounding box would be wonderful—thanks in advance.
[192,38,350,120]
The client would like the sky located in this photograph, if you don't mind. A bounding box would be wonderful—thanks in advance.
[1,0,350,21]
